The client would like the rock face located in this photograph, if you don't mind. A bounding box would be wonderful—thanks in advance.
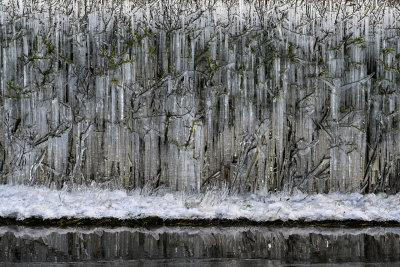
[0,0,399,193]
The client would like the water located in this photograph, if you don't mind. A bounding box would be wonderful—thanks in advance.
[7,260,400,267]
[1,226,400,266]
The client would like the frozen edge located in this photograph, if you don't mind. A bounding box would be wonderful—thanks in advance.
[2,225,400,239]
[0,185,400,224]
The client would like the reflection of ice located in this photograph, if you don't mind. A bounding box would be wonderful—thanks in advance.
[2,225,400,239]
[0,224,400,263]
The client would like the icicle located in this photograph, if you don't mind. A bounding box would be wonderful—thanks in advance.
[0,0,399,193]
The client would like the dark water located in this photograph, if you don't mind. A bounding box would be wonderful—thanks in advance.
[1,226,400,266]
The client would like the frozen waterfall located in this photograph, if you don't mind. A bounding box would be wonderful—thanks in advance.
[0,0,399,194]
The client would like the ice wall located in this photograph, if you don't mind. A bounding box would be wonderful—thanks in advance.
[0,0,399,193]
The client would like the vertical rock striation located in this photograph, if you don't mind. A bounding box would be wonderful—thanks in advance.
[0,0,399,193]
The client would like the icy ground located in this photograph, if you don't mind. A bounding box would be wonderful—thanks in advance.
[0,185,399,221]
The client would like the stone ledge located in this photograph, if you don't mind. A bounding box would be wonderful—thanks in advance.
[1,217,400,228]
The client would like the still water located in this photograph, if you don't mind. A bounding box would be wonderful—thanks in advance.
[1,226,400,266]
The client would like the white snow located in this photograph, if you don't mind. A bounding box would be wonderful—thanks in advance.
[0,185,399,221]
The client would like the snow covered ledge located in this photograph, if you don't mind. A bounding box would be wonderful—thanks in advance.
[1,185,400,226]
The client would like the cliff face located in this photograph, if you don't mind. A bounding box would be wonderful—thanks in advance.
[0,0,399,193]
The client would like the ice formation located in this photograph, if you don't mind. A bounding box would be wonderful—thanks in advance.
[0,0,399,193]
[1,184,400,222]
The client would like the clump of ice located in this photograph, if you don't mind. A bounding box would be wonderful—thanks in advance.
[0,185,399,221]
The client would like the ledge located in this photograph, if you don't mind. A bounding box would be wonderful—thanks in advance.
[1,185,400,224]
[1,216,400,228]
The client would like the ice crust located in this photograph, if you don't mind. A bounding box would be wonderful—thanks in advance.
[0,185,399,222]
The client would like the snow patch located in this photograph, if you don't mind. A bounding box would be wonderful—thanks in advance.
[0,185,399,221]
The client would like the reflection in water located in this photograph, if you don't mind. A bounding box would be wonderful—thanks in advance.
[1,226,400,266]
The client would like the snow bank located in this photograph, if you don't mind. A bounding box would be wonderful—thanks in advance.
[0,185,399,221]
